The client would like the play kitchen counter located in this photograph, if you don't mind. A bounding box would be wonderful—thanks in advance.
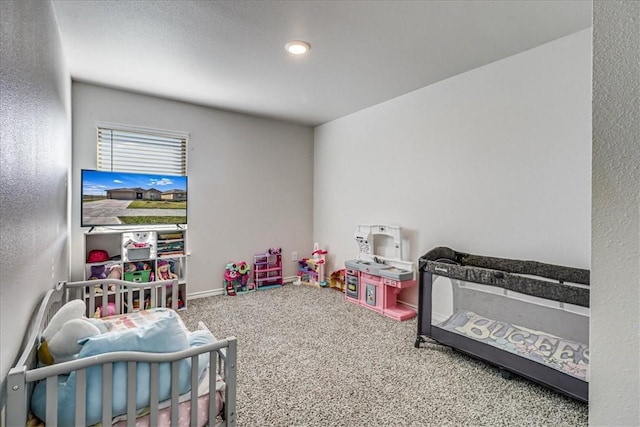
[345,260,417,321]
[344,224,417,321]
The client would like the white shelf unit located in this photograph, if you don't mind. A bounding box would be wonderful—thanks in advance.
[84,228,187,311]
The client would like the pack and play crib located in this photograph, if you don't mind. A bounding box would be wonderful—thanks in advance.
[415,247,590,402]
[6,279,237,426]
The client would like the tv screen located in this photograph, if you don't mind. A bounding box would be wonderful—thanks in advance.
[81,169,187,227]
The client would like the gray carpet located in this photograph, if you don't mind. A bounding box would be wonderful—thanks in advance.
[180,285,588,426]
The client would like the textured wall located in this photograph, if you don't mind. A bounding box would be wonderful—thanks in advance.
[591,1,640,425]
[0,0,71,409]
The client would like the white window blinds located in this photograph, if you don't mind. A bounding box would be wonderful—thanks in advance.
[97,127,187,175]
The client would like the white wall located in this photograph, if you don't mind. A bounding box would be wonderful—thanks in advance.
[0,0,71,409]
[71,83,314,295]
[591,1,640,425]
[314,29,592,308]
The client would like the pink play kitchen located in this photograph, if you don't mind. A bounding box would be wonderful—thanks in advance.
[344,224,417,321]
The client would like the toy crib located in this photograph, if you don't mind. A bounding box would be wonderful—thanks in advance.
[6,279,237,426]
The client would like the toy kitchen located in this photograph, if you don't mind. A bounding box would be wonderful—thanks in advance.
[344,224,417,321]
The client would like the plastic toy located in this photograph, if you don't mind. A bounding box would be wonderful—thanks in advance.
[253,250,283,290]
[330,269,346,292]
[130,296,151,311]
[166,292,185,309]
[94,302,116,318]
[344,224,417,321]
[298,243,328,287]
[89,265,107,280]
[157,259,178,281]
[224,261,254,296]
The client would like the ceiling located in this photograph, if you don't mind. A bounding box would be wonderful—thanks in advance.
[51,0,592,127]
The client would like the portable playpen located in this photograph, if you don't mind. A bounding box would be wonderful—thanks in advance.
[416,246,590,402]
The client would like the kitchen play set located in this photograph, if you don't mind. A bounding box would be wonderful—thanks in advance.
[344,224,417,321]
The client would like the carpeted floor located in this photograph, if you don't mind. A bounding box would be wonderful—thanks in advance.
[180,285,588,426]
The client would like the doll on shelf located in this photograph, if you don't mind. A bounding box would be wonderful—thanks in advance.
[157,259,177,281]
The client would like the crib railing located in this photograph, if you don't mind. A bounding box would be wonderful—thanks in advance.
[63,278,182,317]
[6,280,237,427]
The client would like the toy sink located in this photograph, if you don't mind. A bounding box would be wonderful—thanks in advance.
[378,266,414,281]
[345,259,390,274]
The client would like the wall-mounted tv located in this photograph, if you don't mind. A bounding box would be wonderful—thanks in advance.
[81,169,188,227]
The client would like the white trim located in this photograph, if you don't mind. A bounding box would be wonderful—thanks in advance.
[431,311,450,324]
[283,275,298,284]
[95,121,190,139]
[397,299,417,311]
[187,289,224,300]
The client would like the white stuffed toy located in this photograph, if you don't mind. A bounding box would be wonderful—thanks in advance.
[37,300,108,365]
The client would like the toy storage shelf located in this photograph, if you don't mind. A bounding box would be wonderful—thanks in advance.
[253,252,283,290]
[84,228,188,310]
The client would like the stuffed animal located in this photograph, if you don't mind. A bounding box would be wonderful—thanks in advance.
[157,259,178,281]
[89,265,107,280]
[37,300,108,366]
[107,264,122,280]
[133,231,150,243]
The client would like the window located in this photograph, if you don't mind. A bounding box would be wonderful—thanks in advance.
[97,125,187,175]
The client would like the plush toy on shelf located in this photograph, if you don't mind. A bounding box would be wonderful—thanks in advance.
[107,264,122,280]
[89,265,107,280]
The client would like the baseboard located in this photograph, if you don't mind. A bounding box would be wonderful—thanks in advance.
[187,288,225,300]
[431,311,449,324]
[187,277,297,300]
[397,299,418,314]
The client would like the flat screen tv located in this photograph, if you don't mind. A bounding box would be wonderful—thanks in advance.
[81,169,188,227]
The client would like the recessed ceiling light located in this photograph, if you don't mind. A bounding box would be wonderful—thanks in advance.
[285,40,311,56]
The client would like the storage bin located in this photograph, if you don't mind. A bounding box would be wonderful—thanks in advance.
[124,270,151,283]
[127,247,150,261]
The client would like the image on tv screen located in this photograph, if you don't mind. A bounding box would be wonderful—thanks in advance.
[82,170,187,226]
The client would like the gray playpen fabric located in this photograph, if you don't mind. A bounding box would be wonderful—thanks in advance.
[419,246,590,307]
